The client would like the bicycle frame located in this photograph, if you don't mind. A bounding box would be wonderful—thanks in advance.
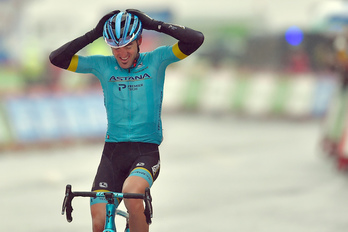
[62,184,153,232]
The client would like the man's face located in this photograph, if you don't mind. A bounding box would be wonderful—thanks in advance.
[112,39,141,69]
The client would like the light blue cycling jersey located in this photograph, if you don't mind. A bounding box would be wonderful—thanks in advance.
[73,45,181,145]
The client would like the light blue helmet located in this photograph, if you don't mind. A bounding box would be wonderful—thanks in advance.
[103,12,142,48]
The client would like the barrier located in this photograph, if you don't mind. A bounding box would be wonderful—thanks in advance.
[2,92,107,148]
[269,77,292,116]
[284,75,316,118]
[0,103,12,147]
[242,73,277,116]
[319,81,348,171]
[337,128,348,170]
[164,71,337,118]
[0,72,340,149]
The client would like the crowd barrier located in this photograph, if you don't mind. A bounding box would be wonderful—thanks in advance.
[0,71,339,150]
[0,92,107,149]
[321,86,348,170]
[165,71,337,118]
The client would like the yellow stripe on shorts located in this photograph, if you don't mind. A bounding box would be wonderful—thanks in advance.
[94,189,110,192]
[67,55,79,72]
[172,43,188,60]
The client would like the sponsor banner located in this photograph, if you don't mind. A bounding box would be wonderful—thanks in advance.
[4,93,107,144]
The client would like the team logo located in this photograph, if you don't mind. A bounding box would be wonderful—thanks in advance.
[136,62,144,69]
[99,182,108,188]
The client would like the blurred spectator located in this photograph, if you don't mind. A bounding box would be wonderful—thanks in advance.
[285,47,310,74]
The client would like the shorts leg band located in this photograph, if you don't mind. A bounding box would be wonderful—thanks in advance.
[129,167,154,187]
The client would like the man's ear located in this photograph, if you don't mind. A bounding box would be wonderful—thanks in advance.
[137,36,143,46]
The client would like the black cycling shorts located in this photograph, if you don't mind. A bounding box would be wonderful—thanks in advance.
[90,142,160,205]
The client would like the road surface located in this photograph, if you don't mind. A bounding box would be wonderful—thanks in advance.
[1,114,347,232]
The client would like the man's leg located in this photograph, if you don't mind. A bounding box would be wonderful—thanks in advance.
[91,203,107,232]
[122,176,150,232]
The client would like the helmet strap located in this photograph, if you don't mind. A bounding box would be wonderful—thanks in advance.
[132,40,141,68]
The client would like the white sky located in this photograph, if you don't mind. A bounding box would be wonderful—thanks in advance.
[23,0,348,31]
[4,0,348,60]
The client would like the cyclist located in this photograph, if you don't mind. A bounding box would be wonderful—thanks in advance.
[49,9,204,232]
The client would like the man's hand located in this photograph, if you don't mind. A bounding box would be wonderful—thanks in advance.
[126,9,161,31]
[95,10,120,37]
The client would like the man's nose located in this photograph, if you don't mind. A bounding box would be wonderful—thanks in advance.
[118,48,128,56]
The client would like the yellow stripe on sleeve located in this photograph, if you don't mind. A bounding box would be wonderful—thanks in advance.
[67,55,79,72]
[172,43,188,60]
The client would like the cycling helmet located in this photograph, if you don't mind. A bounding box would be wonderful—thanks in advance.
[103,12,142,48]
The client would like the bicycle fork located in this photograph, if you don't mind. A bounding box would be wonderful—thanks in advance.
[103,201,130,232]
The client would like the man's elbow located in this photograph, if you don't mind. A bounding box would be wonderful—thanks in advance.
[196,32,204,48]
[48,51,69,69]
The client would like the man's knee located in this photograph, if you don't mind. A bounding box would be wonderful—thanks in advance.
[91,203,106,232]
[122,176,149,215]
[124,198,144,215]
[92,219,105,232]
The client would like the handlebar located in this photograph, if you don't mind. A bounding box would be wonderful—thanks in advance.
[62,184,153,224]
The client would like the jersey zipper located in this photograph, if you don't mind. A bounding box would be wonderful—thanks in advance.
[126,54,140,140]
[128,83,132,140]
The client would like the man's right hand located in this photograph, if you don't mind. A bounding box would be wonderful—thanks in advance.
[95,10,120,37]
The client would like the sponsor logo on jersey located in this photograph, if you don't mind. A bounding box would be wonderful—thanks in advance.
[118,84,127,91]
[118,83,143,91]
[109,73,151,82]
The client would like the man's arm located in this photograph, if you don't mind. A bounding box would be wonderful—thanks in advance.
[126,9,204,57]
[49,10,119,70]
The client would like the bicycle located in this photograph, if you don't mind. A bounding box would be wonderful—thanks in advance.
[61,184,153,232]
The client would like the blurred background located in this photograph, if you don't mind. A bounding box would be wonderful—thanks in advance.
[1,0,348,231]
[0,0,347,148]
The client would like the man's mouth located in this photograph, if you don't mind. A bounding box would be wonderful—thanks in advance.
[120,57,129,62]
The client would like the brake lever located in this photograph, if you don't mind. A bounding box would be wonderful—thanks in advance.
[62,184,74,222]
[144,187,153,225]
